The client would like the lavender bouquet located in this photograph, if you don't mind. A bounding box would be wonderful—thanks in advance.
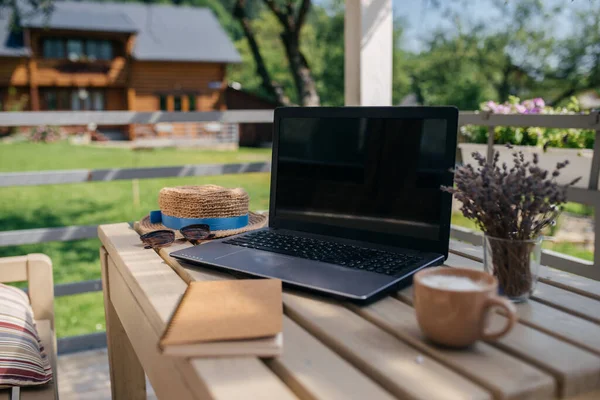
[443,146,580,298]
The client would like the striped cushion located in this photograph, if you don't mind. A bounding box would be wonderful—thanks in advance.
[0,283,53,387]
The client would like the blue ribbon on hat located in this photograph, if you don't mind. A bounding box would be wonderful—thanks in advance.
[149,210,249,231]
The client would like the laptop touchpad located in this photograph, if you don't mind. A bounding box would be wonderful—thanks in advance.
[218,251,289,268]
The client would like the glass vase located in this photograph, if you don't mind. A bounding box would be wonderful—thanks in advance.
[483,235,543,302]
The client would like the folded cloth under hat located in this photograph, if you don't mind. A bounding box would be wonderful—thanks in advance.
[139,185,267,239]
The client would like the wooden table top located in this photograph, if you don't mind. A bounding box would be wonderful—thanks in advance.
[99,222,600,400]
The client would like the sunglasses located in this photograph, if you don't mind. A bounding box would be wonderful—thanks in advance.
[140,224,215,249]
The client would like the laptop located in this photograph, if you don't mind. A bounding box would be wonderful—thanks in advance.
[171,106,458,302]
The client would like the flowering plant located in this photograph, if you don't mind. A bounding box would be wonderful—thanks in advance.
[443,146,580,240]
[461,96,595,150]
[443,146,580,297]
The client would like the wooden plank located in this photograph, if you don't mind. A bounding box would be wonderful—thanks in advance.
[22,320,58,400]
[0,110,274,127]
[446,250,600,357]
[515,301,600,356]
[0,169,89,187]
[157,244,396,400]
[101,249,146,400]
[448,247,600,325]
[106,255,214,400]
[0,107,363,126]
[566,389,600,400]
[533,283,600,325]
[399,257,600,397]
[267,318,395,400]
[458,111,600,130]
[0,162,270,189]
[89,162,270,182]
[57,332,107,355]
[99,223,298,400]
[1,110,597,129]
[351,297,555,400]
[393,290,600,398]
[54,279,102,297]
[283,292,490,399]
[0,255,28,282]
[0,225,99,246]
[188,356,299,400]
[27,254,55,330]
[449,240,600,302]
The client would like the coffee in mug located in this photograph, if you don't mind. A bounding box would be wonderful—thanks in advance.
[414,268,517,348]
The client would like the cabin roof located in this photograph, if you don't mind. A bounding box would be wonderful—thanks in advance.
[0,1,242,63]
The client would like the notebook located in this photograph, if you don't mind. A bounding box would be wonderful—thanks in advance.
[159,279,283,357]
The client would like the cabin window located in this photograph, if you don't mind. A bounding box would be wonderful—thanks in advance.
[41,89,104,111]
[41,38,114,60]
[42,38,65,58]
[188,95,196,111]
[92,92,104,111]
[42,90,69,110]
[66,39,85,61]
[45,92,58,110]
[86,40,100,61]
[99,41,113,60]
[159,95,168,111]
[86,40,113,61]
[173,96,182,111]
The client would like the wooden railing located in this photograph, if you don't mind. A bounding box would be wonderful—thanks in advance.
[0,109,599,353]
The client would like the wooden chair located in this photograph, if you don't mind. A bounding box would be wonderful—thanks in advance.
[0,254,58,400]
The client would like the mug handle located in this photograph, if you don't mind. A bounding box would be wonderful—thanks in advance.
[480,296,517,341]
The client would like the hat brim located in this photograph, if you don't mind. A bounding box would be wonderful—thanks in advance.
[137,211,268,239]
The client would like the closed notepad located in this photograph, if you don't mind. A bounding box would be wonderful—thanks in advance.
[160,279,283,357]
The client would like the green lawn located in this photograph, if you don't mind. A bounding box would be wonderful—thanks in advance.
[0,142,272,338]
[0,142,271,172]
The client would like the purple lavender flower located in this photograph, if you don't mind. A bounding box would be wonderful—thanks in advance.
[522,100,534,110]
[533,98,545,108]
[484,101,498,112]
[515,104,527,114]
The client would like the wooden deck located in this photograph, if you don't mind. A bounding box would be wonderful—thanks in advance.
[58,349,156,400]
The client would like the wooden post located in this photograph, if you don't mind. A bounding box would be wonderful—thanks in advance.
[344,0,393,106]
[126,88,137,140]
[100,248,147,400]
[487,126,495,163]
[590,127,600,278]
[24,29,40,111]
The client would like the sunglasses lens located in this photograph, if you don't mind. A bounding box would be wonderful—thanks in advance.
[140,230,175,248]
[180,224,211,241]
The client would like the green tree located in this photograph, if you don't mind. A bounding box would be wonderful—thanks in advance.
[544,9,600,106]
[233,0,319,106]
[229,0,412,107]
[409,0,556,109]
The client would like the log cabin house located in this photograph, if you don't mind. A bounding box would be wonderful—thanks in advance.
[0,1,241,140]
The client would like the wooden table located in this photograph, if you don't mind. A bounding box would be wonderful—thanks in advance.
[99,222,600,400]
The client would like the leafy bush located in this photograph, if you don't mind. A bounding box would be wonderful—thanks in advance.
[461,96,595,150]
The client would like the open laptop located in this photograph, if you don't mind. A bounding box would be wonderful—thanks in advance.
[171,106,458,302]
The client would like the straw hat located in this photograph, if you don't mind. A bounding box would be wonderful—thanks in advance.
[139,185,267,239]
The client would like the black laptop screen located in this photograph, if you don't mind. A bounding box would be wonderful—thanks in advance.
[273,115,455,254]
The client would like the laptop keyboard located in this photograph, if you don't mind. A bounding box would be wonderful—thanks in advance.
[222,230,425,276]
